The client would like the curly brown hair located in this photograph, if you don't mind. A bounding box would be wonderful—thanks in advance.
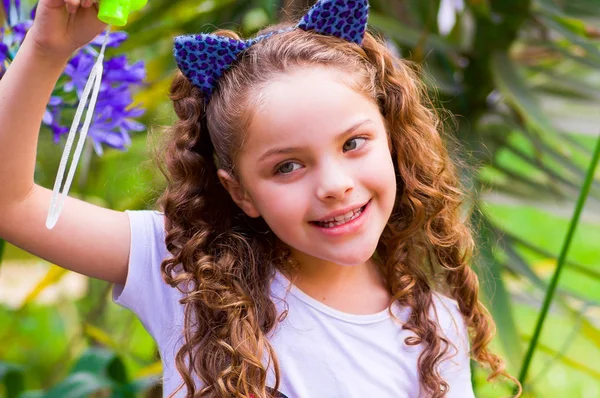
[153,23,521,398]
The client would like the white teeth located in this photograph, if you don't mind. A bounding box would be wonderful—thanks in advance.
[317,206,364,228]
[333,210,354,223]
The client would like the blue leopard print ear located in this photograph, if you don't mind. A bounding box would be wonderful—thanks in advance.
[174,0,370,100]
[174,34,250,99]
[297,0,369,45]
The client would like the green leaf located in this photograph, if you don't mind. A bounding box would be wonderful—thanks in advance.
[18,392,45,398]
[128,376,161,394]
[534,0,600,18]
[0,362,24,398]
[482,216,600,304]
[541,16,600,62]
[488,161,568,200]
[70,347,129,385]
[405,0,439,29]
[532,80,598,101]
[472,209,523,370]
[518,132,600,386]
[519,333,600,380]
[496,137,600,202]
[547,41,600,69]
[491,51,557,136]
[498,224,600,353]
[466,0,491,18]
[45,372,113,398]
[368,11,458,54]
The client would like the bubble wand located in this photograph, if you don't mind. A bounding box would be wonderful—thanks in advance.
[46,0,147,229]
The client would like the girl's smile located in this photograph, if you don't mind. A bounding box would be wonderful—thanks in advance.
[309,199,370,237]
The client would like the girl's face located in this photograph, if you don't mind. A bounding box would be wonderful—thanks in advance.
[219,67,397,268]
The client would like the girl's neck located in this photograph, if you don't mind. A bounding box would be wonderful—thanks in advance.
[284,251,392,315]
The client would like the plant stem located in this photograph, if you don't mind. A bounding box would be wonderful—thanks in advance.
[517,132,600,391]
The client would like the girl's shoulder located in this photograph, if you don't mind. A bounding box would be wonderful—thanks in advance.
[431,292,470,351]
[125,209,168,248]
[431,292,462,320]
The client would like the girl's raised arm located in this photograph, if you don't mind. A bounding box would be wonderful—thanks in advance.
[0,0,130,284]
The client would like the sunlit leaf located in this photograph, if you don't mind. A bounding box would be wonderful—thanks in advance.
[83,324,121,352]
[20,265,67,308]
[558,304,600,352]
[134,360,163,378]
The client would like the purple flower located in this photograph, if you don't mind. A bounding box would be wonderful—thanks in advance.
[43,96,63,125]
[0,42,8,73]
[11,21,31,44]
[64,52,96,95]
[105,56,146,83]
[2,0,146,155]
[0,42,7,58]
[90,31,129,48]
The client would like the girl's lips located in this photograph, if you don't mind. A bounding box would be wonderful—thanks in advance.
[309,200,371,237]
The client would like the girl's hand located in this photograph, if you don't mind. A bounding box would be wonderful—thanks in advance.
[28,0,107,58]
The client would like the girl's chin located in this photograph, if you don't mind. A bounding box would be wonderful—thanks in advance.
[285,238,380,268]
[312,248,378,267]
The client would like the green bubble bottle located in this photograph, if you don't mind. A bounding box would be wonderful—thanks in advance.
[97,0,148,26]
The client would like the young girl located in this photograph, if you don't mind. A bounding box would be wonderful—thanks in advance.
[0,0,520,397]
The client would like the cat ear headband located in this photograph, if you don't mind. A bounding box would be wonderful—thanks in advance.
[174,0,370,100]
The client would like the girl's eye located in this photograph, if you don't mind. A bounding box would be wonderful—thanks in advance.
[274,138,367,175]
[276,161,302,175]
[343,137,367,152]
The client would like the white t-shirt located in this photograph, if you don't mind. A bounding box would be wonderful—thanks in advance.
[113,210,475,397]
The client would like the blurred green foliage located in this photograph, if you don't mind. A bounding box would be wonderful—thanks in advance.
[1,0,599,397]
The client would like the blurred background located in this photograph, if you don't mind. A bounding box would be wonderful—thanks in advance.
[1,0,599,397]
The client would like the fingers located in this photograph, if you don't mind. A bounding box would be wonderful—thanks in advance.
[64,0,95,14]
[64,0,79,14]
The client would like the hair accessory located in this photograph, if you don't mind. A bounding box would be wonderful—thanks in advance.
[174,0,369,99]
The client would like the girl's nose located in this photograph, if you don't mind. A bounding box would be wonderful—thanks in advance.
[315,162,354,201]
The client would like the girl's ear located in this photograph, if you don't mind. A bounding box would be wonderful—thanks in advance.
[217,169,261,218]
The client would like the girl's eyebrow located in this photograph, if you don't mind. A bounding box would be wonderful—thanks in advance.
[258,119,373,162]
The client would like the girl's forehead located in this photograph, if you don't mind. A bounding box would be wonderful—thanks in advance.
[244,68,379,150]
